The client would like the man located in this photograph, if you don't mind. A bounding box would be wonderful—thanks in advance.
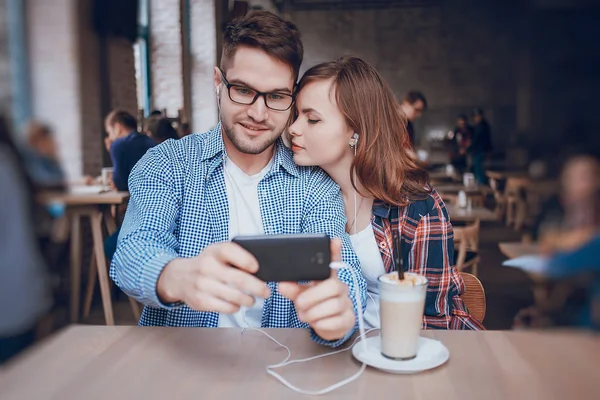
[103,110,156,261]
[469,108,492,185]
[110,11,366,347]
[399,90,427,148]
[104,110,156,191]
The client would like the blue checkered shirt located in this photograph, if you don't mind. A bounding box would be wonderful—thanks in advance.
[110,123,367,347]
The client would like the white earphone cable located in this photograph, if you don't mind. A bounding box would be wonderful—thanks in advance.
[242,262,372,395]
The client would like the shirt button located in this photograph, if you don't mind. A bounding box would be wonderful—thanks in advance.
[379,242,387,248]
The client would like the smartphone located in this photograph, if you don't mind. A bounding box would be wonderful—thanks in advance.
[231,233,331,282]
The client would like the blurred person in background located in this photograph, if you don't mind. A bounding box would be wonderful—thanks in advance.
[103,110,156,262]
[104,110,156,191]
[147,117,180,143]
[0,116,53,364]
[21,122,66,189]
[447,114,472,174]
[531,154,600,243]
[399,90,427,148]
[517,154,600,331]
[469,108,493,185]
[544,233,600,331]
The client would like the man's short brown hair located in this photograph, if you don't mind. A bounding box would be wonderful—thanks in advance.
[105,110,138,131]
[404,90,428,110]
[220,11,304,81]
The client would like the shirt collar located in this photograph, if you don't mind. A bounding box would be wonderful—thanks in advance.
[201,122,300,178]
[372,199,392,219]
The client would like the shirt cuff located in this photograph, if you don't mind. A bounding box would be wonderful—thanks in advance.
[309,325,356,348]
[139,252,184,309]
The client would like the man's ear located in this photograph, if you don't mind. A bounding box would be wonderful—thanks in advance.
[213,66,222,89]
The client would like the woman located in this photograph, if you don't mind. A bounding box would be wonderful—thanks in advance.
[288,56,483,330]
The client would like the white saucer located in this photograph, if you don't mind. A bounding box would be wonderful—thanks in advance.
[352,335,449,374]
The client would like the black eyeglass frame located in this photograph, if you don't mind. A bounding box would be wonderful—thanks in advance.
[219,69,295,111]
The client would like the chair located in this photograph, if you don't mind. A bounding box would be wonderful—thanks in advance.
[460,272,486,323]
[505,177,529,230]
[82,255,141,322]
[489,177,506,220]
[453,219,481,276]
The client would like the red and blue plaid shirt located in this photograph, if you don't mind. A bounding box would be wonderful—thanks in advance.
[371,188,484,330]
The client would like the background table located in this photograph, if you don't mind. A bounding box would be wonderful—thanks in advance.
[40,189,132,325]
[1,326,598,399]
[446,203,497,222]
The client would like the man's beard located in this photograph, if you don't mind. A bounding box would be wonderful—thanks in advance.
[222,120,282,155]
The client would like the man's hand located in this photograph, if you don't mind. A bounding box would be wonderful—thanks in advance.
[278,238,356,341]
[157,242,271,313]
[104,136,113,152]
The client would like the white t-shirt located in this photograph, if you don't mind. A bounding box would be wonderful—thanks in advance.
[350,224,386,329]
[217,156,273,328]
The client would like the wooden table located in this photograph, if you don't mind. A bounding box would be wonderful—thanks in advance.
[1,326,598,399]
[446,203,497,222]
[485,170,529,181]
[434,183,484,194]
[40,187,130,206]
[499,242,540,259]
[435,184,488,207]
[41,188,131,325]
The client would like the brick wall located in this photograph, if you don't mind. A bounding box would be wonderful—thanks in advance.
[286,0,524,150]
[0,0,10,115]
[107,39,139,115]
[150,0,184,116]
[76,0,104,176]
[27,0,139,179]
[525,7,600,156]
[189,0,218,133]
[28,0,84,180]
[144,0,218,132]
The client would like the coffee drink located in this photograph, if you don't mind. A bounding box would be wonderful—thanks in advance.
[378,272,428,360]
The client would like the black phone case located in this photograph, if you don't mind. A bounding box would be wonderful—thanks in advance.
[232,234,331,282]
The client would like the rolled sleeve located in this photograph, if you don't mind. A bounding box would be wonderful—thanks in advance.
[109,146,183,309]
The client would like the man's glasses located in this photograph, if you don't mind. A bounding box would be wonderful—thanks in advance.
[219,70,294,111]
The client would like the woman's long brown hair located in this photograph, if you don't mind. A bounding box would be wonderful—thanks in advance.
[297,56,430,206]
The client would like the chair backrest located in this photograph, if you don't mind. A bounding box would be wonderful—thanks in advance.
[460,272,486,322]
[505,177,529,198]
[489,178,502,199]
[453,219,480,251]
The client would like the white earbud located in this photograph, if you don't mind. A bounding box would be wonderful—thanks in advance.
[215,86,220,97]
[349,132,359,148]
